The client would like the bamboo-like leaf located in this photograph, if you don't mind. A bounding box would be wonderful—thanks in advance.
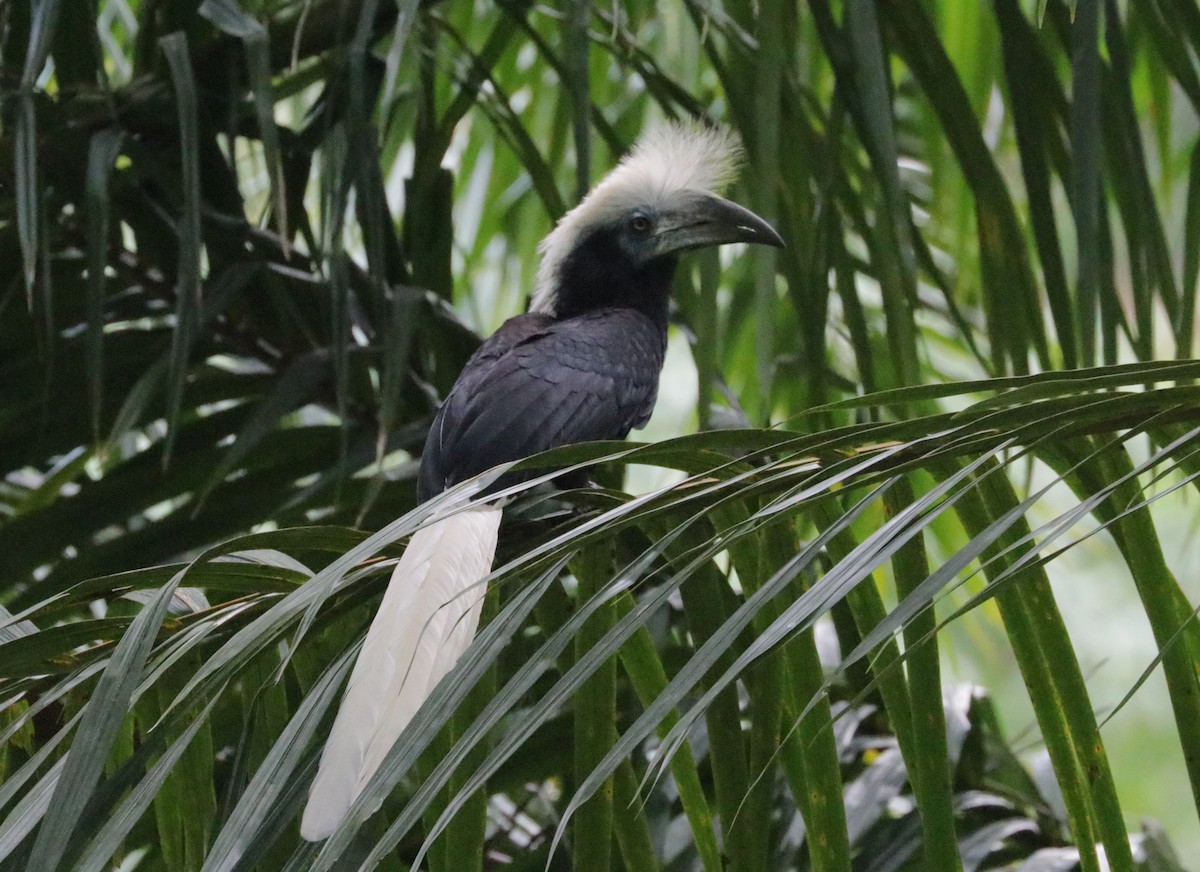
[1050,438,1200,811]
[1101,1,1181,357]
[199,0,290,247]
[804,358,1200,415]
[613,593,722,872]
[978,469,1133,870]
[884,479,959,872]
[676,544,756,872]
[25,567,187,870]
[1069,0,1104,366]
[0,757,65,862]
[612,760,659,871]
[15,96,40,304]
[553,480,893,862]
[201,648,356,872]
[1181,141,1200,359]
[996,0,1075,368]
[159,31,203,468]
[83,128,126,441]
[15,0,66,300]
[650,450,1004,781]
[0,664,101,752]
[952,471,1103,872]
[71,694,221,872]
[571,544,616,872]
[435,18,566,221]
[842,0,921,387]
[564,0,591,202]
[0,715,78,838]
[881,0,1049,373]
[0,618,132,677]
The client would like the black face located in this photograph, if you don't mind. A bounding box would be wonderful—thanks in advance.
[551,213,678,326]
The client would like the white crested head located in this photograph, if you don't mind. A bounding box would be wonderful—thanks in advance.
[530,121,743,314]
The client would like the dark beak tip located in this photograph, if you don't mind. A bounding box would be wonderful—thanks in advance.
[743,222,785,249]
[723,198,783,249]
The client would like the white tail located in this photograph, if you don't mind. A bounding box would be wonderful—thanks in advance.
[300,505,502,841]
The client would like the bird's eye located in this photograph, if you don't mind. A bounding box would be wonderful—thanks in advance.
[630,214,652,233]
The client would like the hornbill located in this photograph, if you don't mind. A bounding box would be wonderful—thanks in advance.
[301,122,783,840]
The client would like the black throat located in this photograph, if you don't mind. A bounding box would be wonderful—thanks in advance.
[548,227,676,331]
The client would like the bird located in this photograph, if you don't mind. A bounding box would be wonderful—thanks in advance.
[300,120,783,841]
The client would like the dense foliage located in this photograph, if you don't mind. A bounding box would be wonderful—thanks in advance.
[1,0,1198,869]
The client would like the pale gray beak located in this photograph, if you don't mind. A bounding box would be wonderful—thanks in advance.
[653,192,785,255]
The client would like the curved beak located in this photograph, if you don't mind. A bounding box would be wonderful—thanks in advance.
[653,192,785,256]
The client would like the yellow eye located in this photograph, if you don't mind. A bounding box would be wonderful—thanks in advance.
[630,214,652,233]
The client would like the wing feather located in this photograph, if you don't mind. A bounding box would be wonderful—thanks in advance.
[419,308,665,499]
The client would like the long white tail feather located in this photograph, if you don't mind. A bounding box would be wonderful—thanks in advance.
[300,505,502,841]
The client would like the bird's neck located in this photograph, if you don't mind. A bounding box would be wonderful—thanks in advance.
[549,247,676,333]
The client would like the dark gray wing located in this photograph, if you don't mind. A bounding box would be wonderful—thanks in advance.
[418,308,666,500]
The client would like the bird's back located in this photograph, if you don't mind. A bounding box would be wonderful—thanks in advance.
[418,307,667,501]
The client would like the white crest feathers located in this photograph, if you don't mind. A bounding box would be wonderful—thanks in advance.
[531,121,743,313]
